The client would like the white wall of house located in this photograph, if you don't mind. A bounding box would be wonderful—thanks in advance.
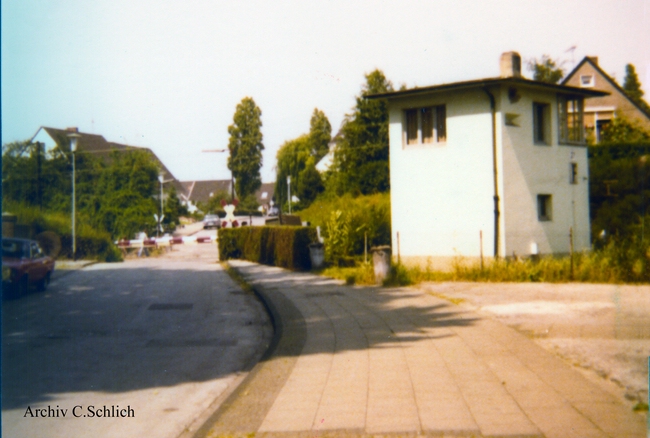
[389,85,591,266]
[389,89,496,263]
[498,87,591,256]
[30,128,58,152]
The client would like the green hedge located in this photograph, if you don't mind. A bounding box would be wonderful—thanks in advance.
[219,226,317,270]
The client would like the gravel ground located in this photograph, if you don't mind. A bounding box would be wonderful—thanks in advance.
[417,281,650,408]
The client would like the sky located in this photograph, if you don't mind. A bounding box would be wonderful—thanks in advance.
[2,0,649,183]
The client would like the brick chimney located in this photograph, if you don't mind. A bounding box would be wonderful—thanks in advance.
[500,52,522,78]
[66,127,79,133]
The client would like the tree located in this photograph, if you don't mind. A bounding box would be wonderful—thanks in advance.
[309,108,332,161]
[228,97,264,200]
[527,55,564,84]
[623,63,650,113]
[91,150,159,239]
[330,69,393,195]
[275,135,323,210]
[600,115,650,144]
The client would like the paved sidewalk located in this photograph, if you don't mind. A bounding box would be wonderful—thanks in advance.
[200,261,646,438]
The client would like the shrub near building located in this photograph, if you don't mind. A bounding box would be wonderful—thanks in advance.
[218,226,317,271]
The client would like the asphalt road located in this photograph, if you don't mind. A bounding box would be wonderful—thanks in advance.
[1,237,272,438]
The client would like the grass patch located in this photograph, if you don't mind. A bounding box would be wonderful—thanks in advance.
[315,246,650,287]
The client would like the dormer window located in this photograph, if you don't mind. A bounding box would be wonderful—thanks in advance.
[405,105,446,145]
[580,75,595,87]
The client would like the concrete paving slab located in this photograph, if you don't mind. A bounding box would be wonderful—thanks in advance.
[196,260,646,438]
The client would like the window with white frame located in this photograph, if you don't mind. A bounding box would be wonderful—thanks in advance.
[405,105,446,145]
[580,75,595,87]
[558,95,585,144]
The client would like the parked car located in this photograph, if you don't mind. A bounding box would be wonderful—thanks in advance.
[2,238,56,298]
[203,214,222,229]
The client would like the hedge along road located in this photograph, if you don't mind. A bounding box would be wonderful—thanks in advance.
[1,232,273,438]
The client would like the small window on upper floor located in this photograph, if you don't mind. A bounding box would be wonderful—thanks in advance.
[404,105,446,146]
[580,75,595,87]
[533,102,550,145]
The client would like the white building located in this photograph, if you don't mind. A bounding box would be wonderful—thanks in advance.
[370,52,607,268]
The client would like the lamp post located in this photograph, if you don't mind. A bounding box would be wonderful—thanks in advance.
[67,133,81,260]
[287,175,291,214]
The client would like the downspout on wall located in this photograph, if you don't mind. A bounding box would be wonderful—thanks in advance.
[483,87,500,258]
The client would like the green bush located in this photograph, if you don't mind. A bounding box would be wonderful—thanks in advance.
[3,202,122,262]
[219,226,318,270]
[297,193,391,256]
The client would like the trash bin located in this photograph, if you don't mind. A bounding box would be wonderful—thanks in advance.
[308,242,325,269]
[371,245,391,284]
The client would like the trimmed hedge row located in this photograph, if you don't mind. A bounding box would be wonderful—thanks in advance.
[218,226,318,271]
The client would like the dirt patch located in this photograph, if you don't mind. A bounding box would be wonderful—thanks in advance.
[418,281,650,408]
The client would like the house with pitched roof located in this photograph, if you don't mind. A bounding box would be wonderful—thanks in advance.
[562,57,650,142]
[30,126,186,196]
[179,179,275,213]
[369,52,608,268]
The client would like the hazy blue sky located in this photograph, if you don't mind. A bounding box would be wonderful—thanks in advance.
[2,0,649,182]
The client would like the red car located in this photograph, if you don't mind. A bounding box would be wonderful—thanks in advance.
[2,238,56,298]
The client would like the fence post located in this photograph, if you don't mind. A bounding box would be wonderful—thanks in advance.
[569,227,574,281]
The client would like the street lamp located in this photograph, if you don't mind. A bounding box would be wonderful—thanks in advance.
[67,133,81,260]
[287,175,291,214]
[156,174,174,236]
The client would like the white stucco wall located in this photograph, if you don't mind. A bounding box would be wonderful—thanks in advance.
[389,89,496,260]
[499,87,591,256]
[389,84,591,263]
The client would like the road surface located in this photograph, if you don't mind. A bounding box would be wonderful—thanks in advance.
[1,236,272,438]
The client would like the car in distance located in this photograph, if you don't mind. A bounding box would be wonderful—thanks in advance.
[203,214,222,229]
[2,238,56,298]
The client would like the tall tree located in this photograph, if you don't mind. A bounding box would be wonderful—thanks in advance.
[275,135,323,210]
[331,69,393,195]
[309,108,332,161]
[623,63,650,113]
[527,55,564,84]
[227,97,264,200]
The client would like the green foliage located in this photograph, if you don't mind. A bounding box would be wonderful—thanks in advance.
[588,143,650,240]
[330,70,393,195]
[324,210,351,265]
[3,201,122,262]
[275,108,331,211]
[218,226,317,271]
[298,192,391,256]
[163,185,187,230]
[527,55,565,84]
[228,97,264,199]
[622,63,650,114]
[309,108,332,161]
[90,150,160,239]
[599,115,650,144]
[275,135,324,210]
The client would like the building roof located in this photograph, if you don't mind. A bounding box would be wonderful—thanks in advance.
[562,56,650,120]
[179,179,275,206]
[367,76,608,100]
[32,126,186,197]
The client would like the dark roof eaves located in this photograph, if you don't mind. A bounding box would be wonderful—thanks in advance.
[367,76,608,100]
